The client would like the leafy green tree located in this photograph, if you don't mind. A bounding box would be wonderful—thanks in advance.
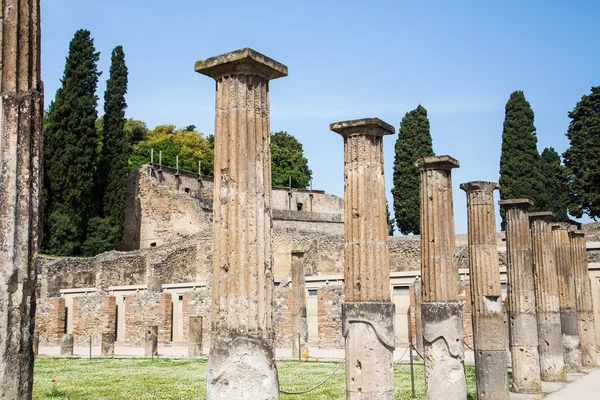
[386,200,395,236]
[271,131,312,188]
[392,105,434,235]
[539,147,569,221]
[499,91,545,220]
[42,29,101,255]
[125,119,148,145]
[563,86,600,220]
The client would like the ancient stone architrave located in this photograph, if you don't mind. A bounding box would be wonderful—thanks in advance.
[195,48,287,400]
[291,251,308,359]
[417,156,467,400]
[188,317,203,357]
[461,181,509,400]
[529,212,566,382]
[0,0,43,398]
[414,277,424,358]
[569,230,597,367]
[102,333,115,357]
[498,199,541,394]
[331,118,396,399]
[145,326,158,357]
[61,334,74,356]
[552,224,582,371]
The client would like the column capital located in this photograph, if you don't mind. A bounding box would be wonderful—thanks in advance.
[550,223,567,231]
[195,47,288,80]
[415,155,459,170]
[459,181,499,193]
[529,211,555,222]
[568,230,585,238]
[498,198,534,210]
[330,117,394,137]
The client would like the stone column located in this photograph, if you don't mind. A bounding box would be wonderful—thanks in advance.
[61,334,74,356]
[33,332,40,356]
[0,0,43,398]
[291,251,308,359]
[529,212,566,381]
[499,199,541,394]
[195,48,287,400]
[331,118,396,399]
[189,316,203,357]
[417,156,466,400]
[552,224,582,371]
[414,277,424,357]
[101,333,115,357]
[145,326,158,357]
[461,181,509,400]
[570,230,597,367]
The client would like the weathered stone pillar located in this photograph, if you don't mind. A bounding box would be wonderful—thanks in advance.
[552,224,582,371]
[331,118,395,399]
[291,251,308,359]
[461,181,509,400]
[195,48,287,400]
[570,230,597,367]
[33,332,39,356]
[60,334,74,356]
[499,199,541,393]
[0,0,43,398]
[145,326,158,357]
[417,156,466,400]
[414,277,424,358]
[529,212,566,381]
[188,316,203,357]
[101,333,115,357]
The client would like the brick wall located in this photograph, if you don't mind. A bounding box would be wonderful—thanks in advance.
[72,295,116,345]
[274,285,293,347]
[318,285,344,348]
[182,290,211,343]
[36,297,65,346]
[124,292,172,346]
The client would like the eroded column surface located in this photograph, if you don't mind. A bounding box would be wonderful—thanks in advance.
[0,1,43,398]
[331,118,395,399]
[188,317,203,357]
[499,199,541,394]
[529,212,566,382]
[417,156,466,400]
[414,277,424,357]
[60,334,73,356]
[102,333,115,357]
[291,251,308,359]
[461,181,508,400]
[195,48,287,400]
[552,225,582,371]
[570,231,596,367]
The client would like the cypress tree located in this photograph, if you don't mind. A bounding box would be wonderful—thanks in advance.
[499,91,545,220]
[539,147,569,221]
[43,30,101,255]
[392,105,434,235]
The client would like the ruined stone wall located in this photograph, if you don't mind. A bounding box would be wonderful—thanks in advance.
[72,295,116,346]
[274,283,293,347]
[181,290,212,345]
[317,285,344,348]
[35,298,65,346]
[124,293,172,346]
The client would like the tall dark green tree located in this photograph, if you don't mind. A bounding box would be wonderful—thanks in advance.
[499,91,545,220]
[86,46,129,255]
[563,86,600,220]
[43,29,101,255]
[539,147,569,221]
[392,105,434,234]
[271,131,312,188]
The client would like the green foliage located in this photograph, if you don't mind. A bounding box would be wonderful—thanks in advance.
[392,105,434,235]
[539,147,570,221]
[386,200,395,235]
[563,86,600,220]
[42,29,101,255]
[271,131,312,188]
[125,118,148,145]
[81,217,121,256]
[499,91,545,219]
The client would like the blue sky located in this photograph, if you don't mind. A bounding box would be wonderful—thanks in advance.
[40,0,600,234]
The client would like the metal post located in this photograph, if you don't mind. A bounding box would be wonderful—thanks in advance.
[198,160,201,175]
[159,150,162,167]
[151,148,154,164]
[298,333,301,362]
[89,335,92,359]
[289,176,291,188]
[408,307,415,398]
[176,155,179,171]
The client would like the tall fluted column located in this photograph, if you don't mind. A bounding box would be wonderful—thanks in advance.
[570,230,596,367]
[498,199,541,394]
[552,224,582,371]
[0,1,43,398]
[331,118,395,399]
[529,212,566,381]
[461,182,509,400]
[291,251,308,359]
[417,156,466,400]
[195,48,287,400]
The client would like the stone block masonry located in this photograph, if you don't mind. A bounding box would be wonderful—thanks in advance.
[36,298,66,346]
[124,293,172,346]
[72,295,116,345]
[318,285,344,348]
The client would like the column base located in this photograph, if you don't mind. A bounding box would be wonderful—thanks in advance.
[60,334,74,356]
[510,313,541,393]
[578,311,597,367]
[422,302,467,400]
[207,334,279,400]
[101,333,115,357]
[343,302,395,399]
[473,312,509,400]
[537,312,566,382]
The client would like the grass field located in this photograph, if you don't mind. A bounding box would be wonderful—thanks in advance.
[33,358,477,399]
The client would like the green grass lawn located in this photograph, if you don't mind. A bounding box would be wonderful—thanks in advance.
[33,358,477,399]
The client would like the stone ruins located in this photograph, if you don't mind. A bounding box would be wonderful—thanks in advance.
[1,35,600,400]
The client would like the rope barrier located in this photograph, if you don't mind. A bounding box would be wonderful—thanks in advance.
[279,359,344,395]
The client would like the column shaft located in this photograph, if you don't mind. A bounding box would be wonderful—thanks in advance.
[291,251,308,359]
[499,199,541,394]
[418,156,466,400]
[529,213,566,381]
[0,1,43,398]
[461,182,509,400]
[196,48,287,400]
[414,277,424,357]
